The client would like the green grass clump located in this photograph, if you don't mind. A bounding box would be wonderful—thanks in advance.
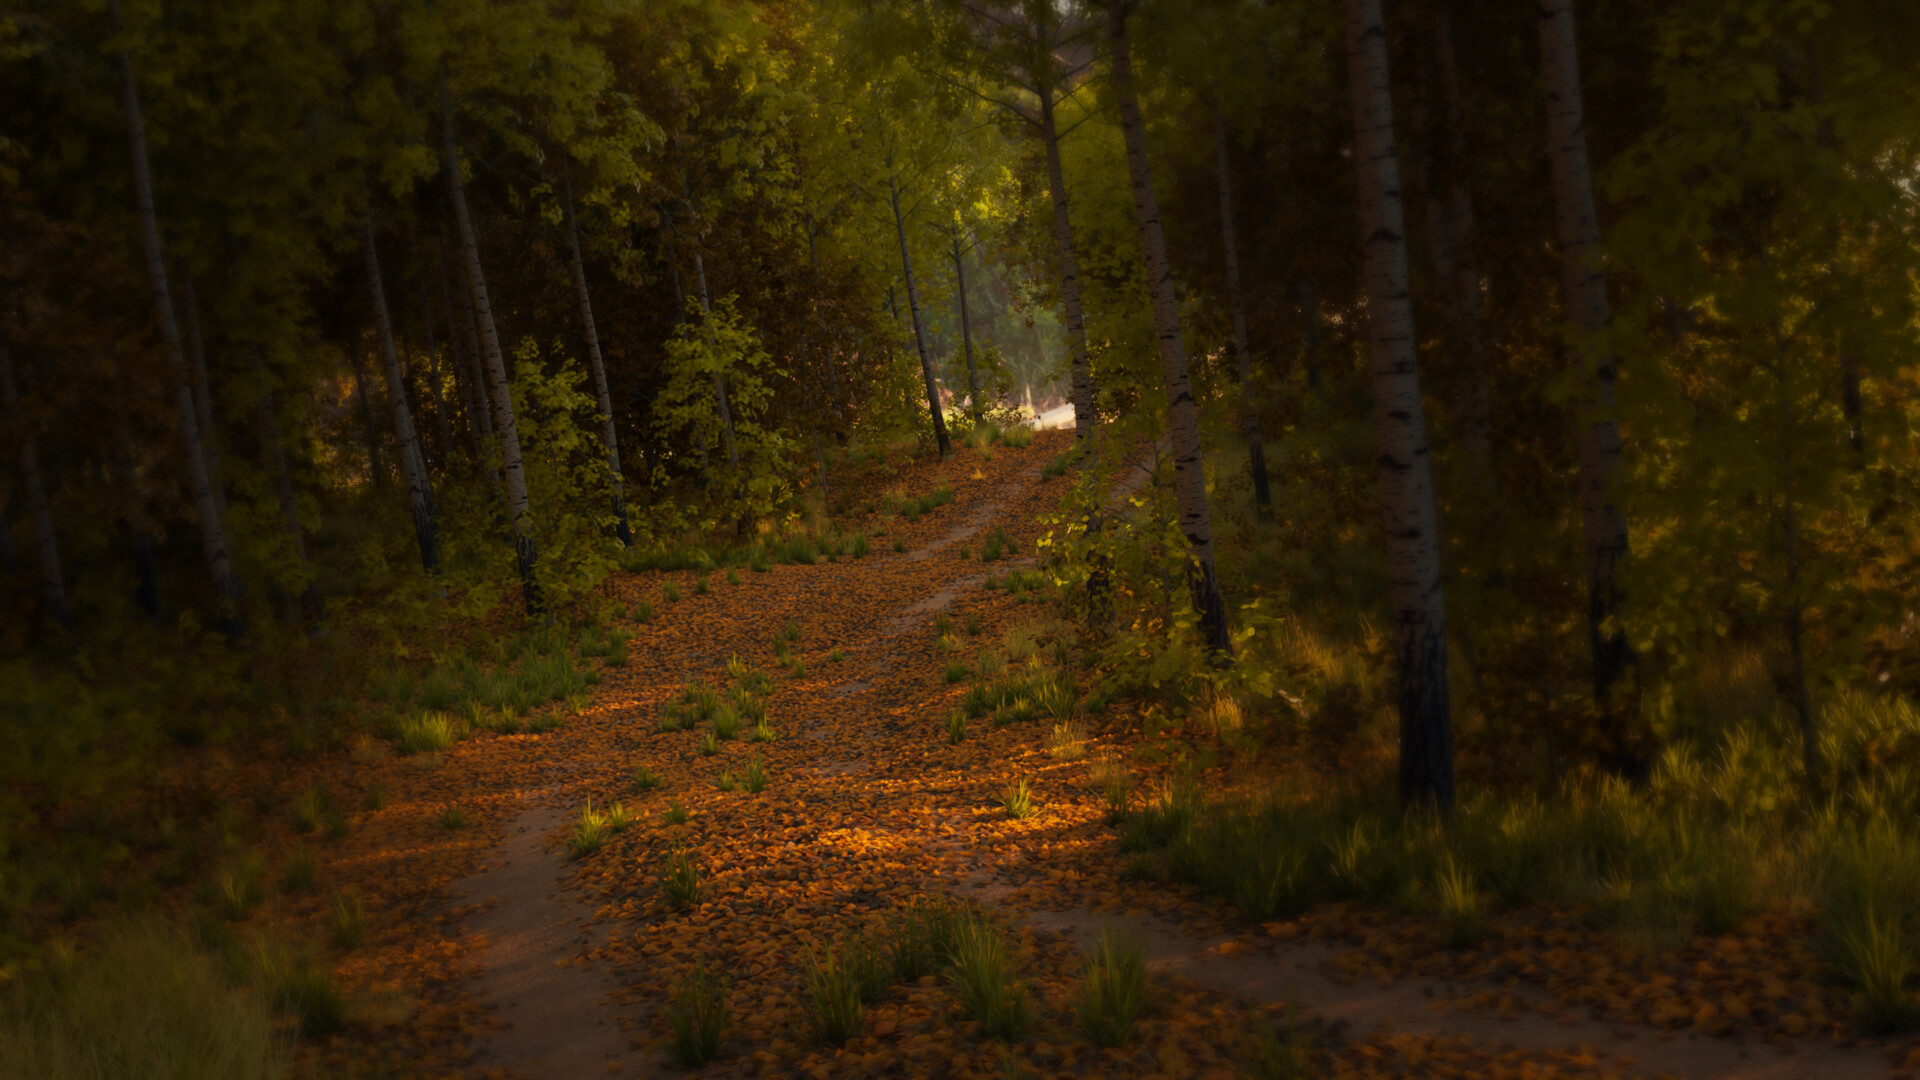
[1041,453,1069,479]
[1001,780,1035,820]
[694,574,710,595]
[0,918,287,1080]
[980,526,1015,563]
[571,800,611,857]
[745,756,768,793]
[852,535,870,558]
[215,855,265,922]
[257,943,346,1038]
[716,771,739,793]
[666,960,726,1066]
[281,850,317,894]
[293,783,333,833]
[632,599,654,622]
[435,803,464,830]
[664,801,690,825]
[944,660,970,685]
[395,712,457,756]
[330,889,366,950]
[945,915,1033,1041]
[698,731,720,756]
[804,948,865,1047]
[887,896,965,981]
[1838,905,1917,1033]
[1434,855,1484,949]
[664,582,682,602]
[1077,926,1148,1047]
[748,719,777,743]
[946,711,968,745]
[363,780,388,811]
[662,847,701,908]
[712,707,741,741]
[634,765,660,791]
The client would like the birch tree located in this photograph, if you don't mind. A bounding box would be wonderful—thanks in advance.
[1104,1,1231,657]
[562,174,634,546]
[1343,0,1454,809]
[363,211,439,575]
[1538,0,1631,728]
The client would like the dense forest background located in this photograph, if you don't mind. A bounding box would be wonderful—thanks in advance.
[9,0,1920,1065]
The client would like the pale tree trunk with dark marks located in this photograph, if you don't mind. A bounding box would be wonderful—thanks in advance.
[1038,82,1096,443]
[1106,2,1231,657]
[364,213,438,575]
[952,235,981,422]
[442,78,540,613]
[1344,0,1454,810]
[112,0,241,627]
[1538,0,1631,732]
[1213,109,1271,520]
[439,238,498,490]
[563,175,633,546]
[1,341,69,631]
[888,169,951,457]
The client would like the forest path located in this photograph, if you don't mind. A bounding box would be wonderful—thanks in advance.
[446,433,1905,1080]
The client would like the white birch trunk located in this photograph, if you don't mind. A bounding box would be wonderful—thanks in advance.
[111,0,240,624]
[1,341,70,630]
[1344,0,1454,809]
[1106,2,1230,656]
[1538,0,1631,710]
[562,174,633,546]
[364,213,439,575]
[952,236,980,422]
[442,79,540,612]
[1037,83,1096,443]
[888,171,951,457]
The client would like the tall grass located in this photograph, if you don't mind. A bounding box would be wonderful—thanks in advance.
[0,918,287,1080]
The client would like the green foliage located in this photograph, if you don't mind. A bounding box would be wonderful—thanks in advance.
[666,960,726,1067]
[633,766,660,791]
[507,344,624,609]
[394,712,457,756]
[804,946,865,1046]
[944,915,1033,1041]
[662,848,701,909]
[744,756,768,794]
[887,896,965,982]
[664,802,690,825]
[0,918,286,1080]
[330,890,366,951]
[945,711,968,745]
[1000,780,1035,820]
[1076,926,1148,1047]
[656,297,793,525]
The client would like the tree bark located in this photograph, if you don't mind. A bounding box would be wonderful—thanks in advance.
[1213,109,1271,519]
[563,175,633,546]
[1106,2,1231,658]
[690,249,741,474]
[1431,0,1492,476]
[1343,0,1454,810]
[364,213,439,575]
[255,387,321,627]
[1538,0,1632,726]
[416,271,456,473]
[953,235,981,422]
[442,78,540,613]
[1037,82,1096,443]
[1,341,70,631]
[888,170,951,457]
[112,0,241,627]
[179,268,228,521]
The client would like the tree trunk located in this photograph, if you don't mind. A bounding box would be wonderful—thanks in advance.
[348,343,386,485]
[564,175,633,546]
[1298,279,1322,390]
[0,341,70,631]
[179,268,229,521]
[691,249,741,474]
[1431,0,1492,477]
[1037,83,1096,443]
[1539,0,1632,728]
[416,272,456,473]
[255,388,321,627]
[112,0,241,628]
[442,78,540,613]
[364,213,439,575]
[888,171,951,457]
[1213,109,1271,519]
[1343,0,1454,811]
[953,235,981,422]
[1107,2,1231,658]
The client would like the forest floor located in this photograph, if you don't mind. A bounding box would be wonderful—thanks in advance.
[175,432,1920,1080]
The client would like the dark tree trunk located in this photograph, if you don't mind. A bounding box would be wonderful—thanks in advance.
[1213,109,1271,519]
[888,170,951,457]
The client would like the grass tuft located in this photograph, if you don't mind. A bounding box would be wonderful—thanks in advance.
[1076,926,1148,1047]
[1434,855,1484,949]
[804,947,864,1047]
[745,755,768,793]
[394,712,457,756]
[1001,780,1036,820]
[945,915,1033,1041]
[330,889,366,950]
[633,765,660,791]
[662,847,701,908]
[946,711,968,745]
[666,960,726,1066]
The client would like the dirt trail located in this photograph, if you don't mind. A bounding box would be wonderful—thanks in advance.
[446,438,1905,1080]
